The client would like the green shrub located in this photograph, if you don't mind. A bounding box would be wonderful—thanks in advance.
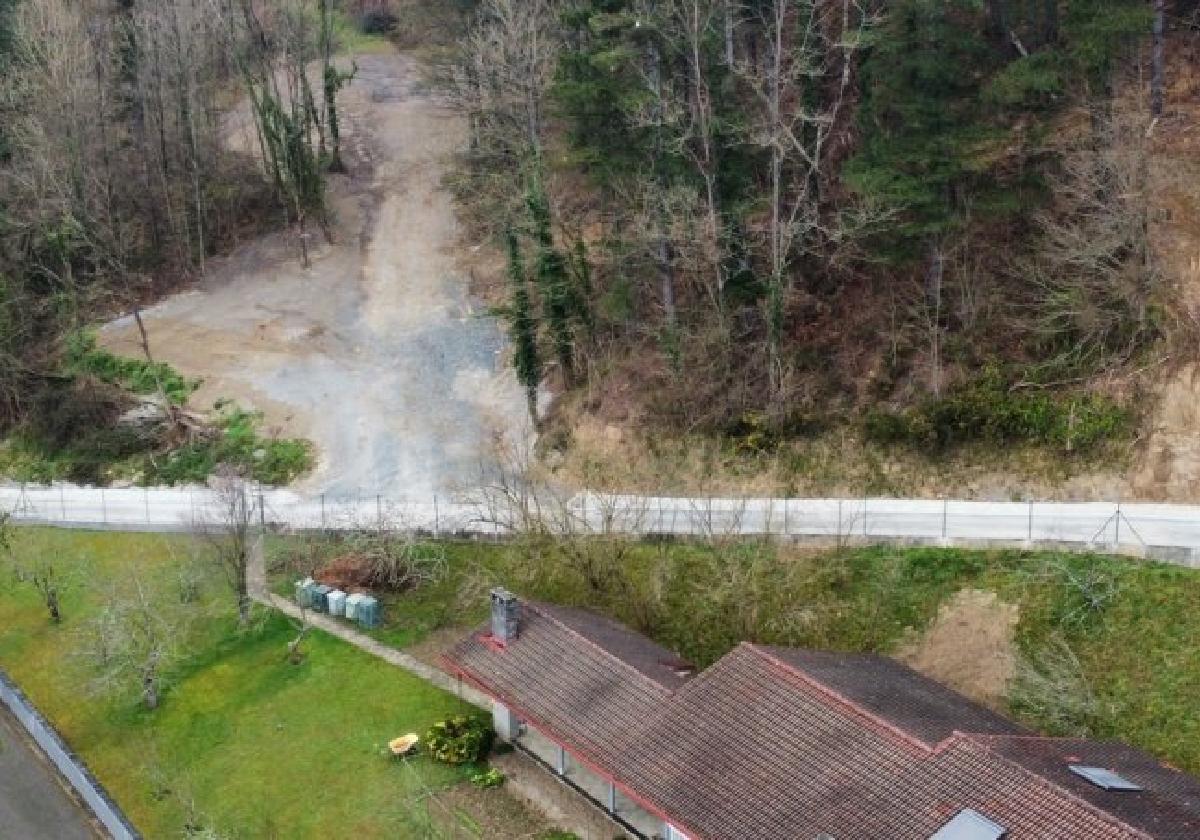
[863,370,1129,453]
[146,409,313,487]
[469,767,505,788]
[424,715,494,766]
[64,331,199,406]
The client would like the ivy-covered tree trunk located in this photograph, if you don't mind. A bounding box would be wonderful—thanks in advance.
[526,179,577,386]
[505,230,542,423]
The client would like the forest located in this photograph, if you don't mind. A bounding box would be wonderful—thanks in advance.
[449,0,1197,468]
[0,0,1197,488]
[0,0,374,483]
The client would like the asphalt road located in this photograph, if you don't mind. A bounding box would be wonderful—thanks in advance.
[0,706,97,840]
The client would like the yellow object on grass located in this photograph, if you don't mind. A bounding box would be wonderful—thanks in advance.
[389,733,419,756]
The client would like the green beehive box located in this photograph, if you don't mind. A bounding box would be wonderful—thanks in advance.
[311,584,333,613]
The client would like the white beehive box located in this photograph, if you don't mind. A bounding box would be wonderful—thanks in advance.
[326,589,347,617]
[344,593,365,622]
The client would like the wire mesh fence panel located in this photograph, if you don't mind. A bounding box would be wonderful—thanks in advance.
[0,486,1199,562]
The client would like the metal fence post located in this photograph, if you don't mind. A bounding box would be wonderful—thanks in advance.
[1028,500,1034,543]
[100,488,107,525]
[145,488,151,525]
[434,494,440,537]
[59,485,66,521]
[320,493,326,531]
[941,498,948,541]
[1115,501,1121,547]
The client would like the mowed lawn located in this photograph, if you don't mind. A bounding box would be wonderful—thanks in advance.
[0,528,485,838]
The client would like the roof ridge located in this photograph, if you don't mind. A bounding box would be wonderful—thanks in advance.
[952,733,1157,840]
[523,600,675,696]
[745,643,934,754]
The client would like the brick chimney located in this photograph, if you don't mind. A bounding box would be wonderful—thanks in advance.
[490,588,519,644]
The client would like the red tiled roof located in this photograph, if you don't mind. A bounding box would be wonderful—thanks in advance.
[443,601,1199,840]
[976,736,1200,840]
[759,647,1026,746]
[446,600,672,769]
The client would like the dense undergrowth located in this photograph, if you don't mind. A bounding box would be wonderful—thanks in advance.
[0,337,312,486]
[272,534,1200,775]
[862,369,1131,454]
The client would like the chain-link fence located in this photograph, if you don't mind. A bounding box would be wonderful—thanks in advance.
[2,484,1199,566]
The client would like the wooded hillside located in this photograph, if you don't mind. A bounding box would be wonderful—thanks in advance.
[448,0,1198,467]
[0,0,368,483]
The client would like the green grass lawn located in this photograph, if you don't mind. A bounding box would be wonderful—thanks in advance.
[270,533,1200,775]
[0,529,512,838]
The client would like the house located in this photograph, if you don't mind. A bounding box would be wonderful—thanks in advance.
[442,589,1200,840]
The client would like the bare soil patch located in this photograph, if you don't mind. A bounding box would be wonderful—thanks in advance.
[895,588,1020,711]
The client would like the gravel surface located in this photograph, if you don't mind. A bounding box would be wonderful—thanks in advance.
[102,52,530,496]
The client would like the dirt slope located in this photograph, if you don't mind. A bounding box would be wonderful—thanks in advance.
[101,51,529,496]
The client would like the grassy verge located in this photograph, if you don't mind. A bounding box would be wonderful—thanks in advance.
[271,535,1200,774]
[0,529,534,838]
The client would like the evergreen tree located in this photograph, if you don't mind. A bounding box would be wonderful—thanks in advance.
[845,0,999,258]
[504,229,542,423]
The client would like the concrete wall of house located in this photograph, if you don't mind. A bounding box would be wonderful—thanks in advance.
[493,700,521,741]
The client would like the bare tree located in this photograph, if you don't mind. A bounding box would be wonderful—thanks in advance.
[76,570,197,710]
[454,0,563,162]
[734,0,872,395]
[0,513,83,624]
[1018,110,1159,374]
[198,468,258,626]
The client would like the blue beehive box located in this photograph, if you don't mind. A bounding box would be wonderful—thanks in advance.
[357,595,380,629]
[311,584,333,613]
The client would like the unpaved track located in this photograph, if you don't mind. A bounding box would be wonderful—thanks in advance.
[101,52,528,496]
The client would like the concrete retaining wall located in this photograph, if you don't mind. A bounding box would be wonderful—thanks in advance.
[0,668,141,840]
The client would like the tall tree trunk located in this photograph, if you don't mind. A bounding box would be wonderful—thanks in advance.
[1152,0,1166,118]
[1042,0,1058,44]
[723,0,735,65]
[926,241,945,397]
[645,32,676,327]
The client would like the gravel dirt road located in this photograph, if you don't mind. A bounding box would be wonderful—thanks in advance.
[101,51,529,497]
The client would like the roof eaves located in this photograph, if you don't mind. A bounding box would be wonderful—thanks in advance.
[441,653,712,840]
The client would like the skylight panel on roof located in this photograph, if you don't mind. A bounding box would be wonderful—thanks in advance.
[929,809,1007,840]
[1069,765,1144,791]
